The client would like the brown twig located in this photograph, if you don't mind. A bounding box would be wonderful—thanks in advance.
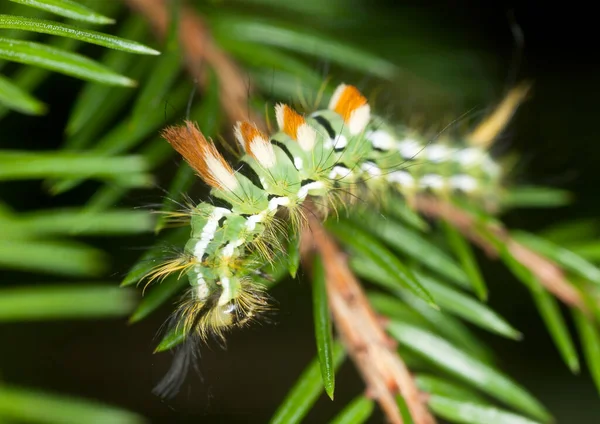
[302,211,436,424]
[415,196,586,310]
[124,0,264,129]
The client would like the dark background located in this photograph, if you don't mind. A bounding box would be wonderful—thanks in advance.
[1,0,599,422]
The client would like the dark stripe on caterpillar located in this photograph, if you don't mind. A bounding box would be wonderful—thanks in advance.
[312,115,336,139]
[270,139,297,169]
[236,160,265,190]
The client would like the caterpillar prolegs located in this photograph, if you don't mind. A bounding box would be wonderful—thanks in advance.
[148,82,522,390]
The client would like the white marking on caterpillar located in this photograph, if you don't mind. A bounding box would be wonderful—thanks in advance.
[455,148,482,166]
[193,269,209,300]
[348,104,370,135]
[366,129,395,151]
[293,157,303,170]
[193,207,231,260]
[387,170,415,188]
[426,145,451,163]
[329,166,353,180]
[194,239,210,259]
[324,135,347,150]
[297,181,324,200]
[449,174,478,192]
[218,276,231,306]
[420,174,445,190]
[268,196,290,211]
[397,138,422,159]
[193,208,231,300]
[454,148,500,176]
[333,134,348,149]
[245,214,264,231]
[221,244,234,258]
[245,197,291,231]
[222,239,245,258]
[361,162,382,177]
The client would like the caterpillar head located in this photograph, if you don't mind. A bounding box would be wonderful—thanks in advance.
[152,269,271,399]
[177,275,271,344]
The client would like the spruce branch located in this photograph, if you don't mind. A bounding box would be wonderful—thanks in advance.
[123,0,264,128]
[302,209,436,424]
[414,196,587,311]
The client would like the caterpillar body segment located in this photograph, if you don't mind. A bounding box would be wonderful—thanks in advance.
[158,83,505,345]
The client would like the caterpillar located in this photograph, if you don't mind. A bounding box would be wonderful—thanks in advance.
[147,82,527,394]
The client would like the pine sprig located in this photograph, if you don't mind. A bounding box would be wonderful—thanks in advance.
[120,2,600,423]
[0,1,158,115]
[0,2,159,422]
[1,0,598,423]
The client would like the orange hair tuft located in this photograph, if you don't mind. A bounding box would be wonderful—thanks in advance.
[162,121,237,191]
[330,84,368,122]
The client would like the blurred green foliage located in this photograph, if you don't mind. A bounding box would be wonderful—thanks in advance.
[1,0,599,423]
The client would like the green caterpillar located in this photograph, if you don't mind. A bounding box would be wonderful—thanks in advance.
[148,83,523,353]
